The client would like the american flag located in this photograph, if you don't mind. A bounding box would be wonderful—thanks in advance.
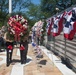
[52,15,61,36]
[46,18,51,33]
[46,17,54,35]
[52,11,69,37]
[63,9,76,40]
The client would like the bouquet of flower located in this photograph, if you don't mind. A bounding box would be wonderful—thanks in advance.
[7,15,28,42]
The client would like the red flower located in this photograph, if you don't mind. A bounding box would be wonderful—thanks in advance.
[7,45,13,50]
[20,45,25,50]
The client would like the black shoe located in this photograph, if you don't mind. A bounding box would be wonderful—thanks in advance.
[10,60,12,63]
[36,55,43,58]
[23,60,26,64]
[21,62,23,64]
[6,64,9,67]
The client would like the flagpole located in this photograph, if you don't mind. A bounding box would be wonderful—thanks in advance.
[53,37,55,54]
[64,38,67,60]
[9,0,12,14]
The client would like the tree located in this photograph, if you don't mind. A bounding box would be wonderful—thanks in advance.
[26,3,40,21]
[0,0,31,27]
[40,0,57,17]
[0,0,31,13]
[40,0,76,17]
[56,0,72,10]
[25,3,42,29]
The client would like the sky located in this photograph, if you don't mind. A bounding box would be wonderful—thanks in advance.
[31,0,40,5]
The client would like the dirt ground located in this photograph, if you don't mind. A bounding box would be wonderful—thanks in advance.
[0,44,63,75]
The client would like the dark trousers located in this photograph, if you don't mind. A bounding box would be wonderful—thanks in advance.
[6,49,13,66]
[5,41,13,66]
[20,49,28,64]
[20,50,24,64]
[20,41,28,64]
[0,37,5,51]
[23,49,28,61]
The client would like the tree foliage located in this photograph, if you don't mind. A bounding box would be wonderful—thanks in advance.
[25,0,76,31]
[56,0,72,10]
[26,3,40,20]
[0,0,31,13]
[0,0,76,28]
[25,3,42,28]
[40,0,76,18]
[0,0,31,27]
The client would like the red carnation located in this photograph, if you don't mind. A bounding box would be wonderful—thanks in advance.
[7,45,13,50]
[20,45,25,50]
